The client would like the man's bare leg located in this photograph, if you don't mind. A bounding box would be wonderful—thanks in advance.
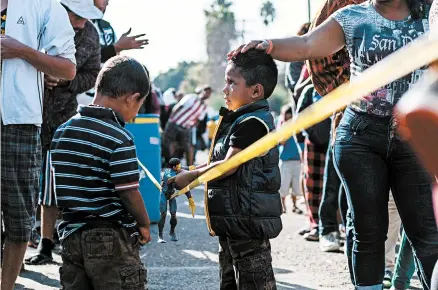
[187,145,195,166]
[1,240,27,290]
[25,205,58,265]
[281,196,286,213]
[291,195,303,214]
[168,142,178,163]
[41,205,58,241]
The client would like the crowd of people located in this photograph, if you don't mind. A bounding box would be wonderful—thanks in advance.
[0,0,437,289]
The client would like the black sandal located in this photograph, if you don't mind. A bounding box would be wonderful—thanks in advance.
[293,207,303,214]
[24,253,53,265]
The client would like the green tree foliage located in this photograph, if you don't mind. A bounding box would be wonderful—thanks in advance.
[153,61,197,91]
[205,0,236,92]
[179,62,210,94]
[268,85,288,114]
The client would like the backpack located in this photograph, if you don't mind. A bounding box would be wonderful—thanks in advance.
[296,84,331,150]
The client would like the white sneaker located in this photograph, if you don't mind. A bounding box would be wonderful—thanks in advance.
[319,231,341,252]
[157,235,167,243]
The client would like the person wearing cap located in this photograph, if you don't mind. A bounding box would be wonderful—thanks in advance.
[0,0,77,288]
[25,0,103,266]
[162,86,212,166]
[76,0,149,106]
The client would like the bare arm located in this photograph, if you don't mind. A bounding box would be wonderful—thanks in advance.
[200,147,242,179]
[229,18,345,63]
[0,35,76,80]
[21,46,76,80]
[171,147,242,188]
[119,189,151,227]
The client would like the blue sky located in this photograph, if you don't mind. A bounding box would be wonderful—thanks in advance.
[105,0,324,78]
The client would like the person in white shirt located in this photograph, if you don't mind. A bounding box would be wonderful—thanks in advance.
[0,0,77,289]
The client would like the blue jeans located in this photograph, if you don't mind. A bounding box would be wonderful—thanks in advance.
[432,262,438,290]
[319,118,348,236]
[333,108,438,289]
[392,230,416,290]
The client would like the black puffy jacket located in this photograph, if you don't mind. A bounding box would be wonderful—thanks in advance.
[205,100,283,239]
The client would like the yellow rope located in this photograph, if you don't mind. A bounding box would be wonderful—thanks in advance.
[170,32,438,198]
[138,159,162,191]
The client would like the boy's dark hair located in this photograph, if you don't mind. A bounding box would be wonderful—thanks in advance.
[169,158,181,168]
[230,49,278,99]
[96,56,150,100]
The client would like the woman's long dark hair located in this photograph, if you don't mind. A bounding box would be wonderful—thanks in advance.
[406,0,427,20]
[139,65,154,114]
[372,0,428,20]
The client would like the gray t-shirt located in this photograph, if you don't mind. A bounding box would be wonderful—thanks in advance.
[333,1,430,116]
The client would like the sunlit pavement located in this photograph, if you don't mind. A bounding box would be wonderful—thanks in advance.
[16,150,422,289]
[17,188,423,289]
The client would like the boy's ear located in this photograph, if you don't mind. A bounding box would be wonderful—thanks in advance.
[125,93,141,106]
[251,84,265,99]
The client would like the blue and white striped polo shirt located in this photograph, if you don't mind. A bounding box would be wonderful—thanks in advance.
[47,105,140,241]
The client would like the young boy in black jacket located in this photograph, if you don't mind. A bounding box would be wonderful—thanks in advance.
[170,49,282,290]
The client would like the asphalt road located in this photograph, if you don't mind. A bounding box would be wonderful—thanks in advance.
[17,189,422,290]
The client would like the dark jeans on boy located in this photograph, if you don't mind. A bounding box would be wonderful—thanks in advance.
[219,236,276,290]
[60,227,147,290]
[334,108,438,289]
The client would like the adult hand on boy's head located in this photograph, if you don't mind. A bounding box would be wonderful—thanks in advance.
[227,40,270,60]
[167,170,199,189]
[138,225,151,245]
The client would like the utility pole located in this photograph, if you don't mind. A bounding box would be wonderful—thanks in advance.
[308,0,311,22]
[237,19,246,43]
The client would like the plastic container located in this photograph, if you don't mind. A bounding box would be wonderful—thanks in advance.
[126,114,161,223]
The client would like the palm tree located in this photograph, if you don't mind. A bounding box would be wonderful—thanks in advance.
[260,0,276,26]
[205,0,236,92]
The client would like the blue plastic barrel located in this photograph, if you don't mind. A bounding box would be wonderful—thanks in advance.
[126,114,161,223]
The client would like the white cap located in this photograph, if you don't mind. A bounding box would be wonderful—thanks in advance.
[60,0,103,20]
[163,88,177,106]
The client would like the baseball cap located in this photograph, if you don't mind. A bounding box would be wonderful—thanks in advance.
[60,0,103,20]
[195,85,213,94]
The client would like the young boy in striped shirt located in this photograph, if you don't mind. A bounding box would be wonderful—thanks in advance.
[47,56,151,289]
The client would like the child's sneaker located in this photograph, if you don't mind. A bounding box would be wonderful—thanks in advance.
[170,233,179,242]
[319,232,341,252]
[383,270,393,289]
[157,234,167,244]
